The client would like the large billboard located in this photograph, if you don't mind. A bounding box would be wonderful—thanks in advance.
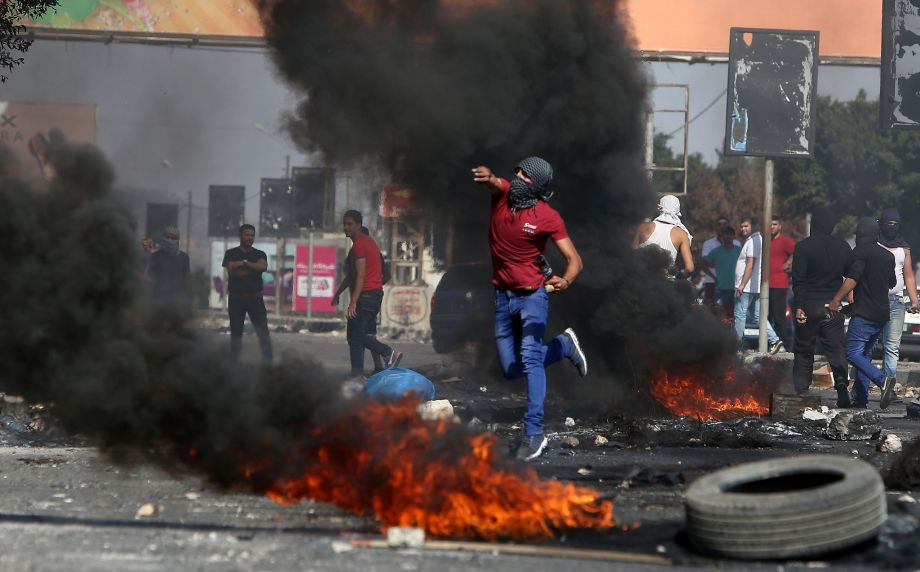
[626,0,879,59]
[26,0,263,37]
[0,101,97,181]
[881,0,920,129]
[25,0,882,60]
[724,29,819,158]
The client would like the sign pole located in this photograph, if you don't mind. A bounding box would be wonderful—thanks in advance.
[307,221,315,319]
[758,159,774,353]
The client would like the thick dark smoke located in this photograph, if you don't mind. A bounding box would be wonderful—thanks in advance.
[0,143,614,535]
[0,143,365,486]
[258,0,738,408]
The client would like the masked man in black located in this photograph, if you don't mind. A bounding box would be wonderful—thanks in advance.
[791,207,851,404]
[829,217,897,409]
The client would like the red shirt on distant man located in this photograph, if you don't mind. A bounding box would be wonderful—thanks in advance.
[770,221,796,289]
[768,217,796,346]
[351,232,383,291]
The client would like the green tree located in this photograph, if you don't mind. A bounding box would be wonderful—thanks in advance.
[1,0,60,81]
[776,91,920,241]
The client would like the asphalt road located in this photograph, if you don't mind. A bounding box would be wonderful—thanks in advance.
[2,328,920,570]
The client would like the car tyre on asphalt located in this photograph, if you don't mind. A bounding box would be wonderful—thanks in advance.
[685,455,887,560]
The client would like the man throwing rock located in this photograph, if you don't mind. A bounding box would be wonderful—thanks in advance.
[473,157,587,462]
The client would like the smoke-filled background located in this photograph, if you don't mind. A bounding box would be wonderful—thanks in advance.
[257,0,738,407]
[0,142,358,484]
[0,141,618,535]
[0,0,755,535]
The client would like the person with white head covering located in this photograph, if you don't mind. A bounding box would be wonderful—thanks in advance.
[633,194,695,274]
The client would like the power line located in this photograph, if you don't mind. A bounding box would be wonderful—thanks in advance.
[666,88,728,137]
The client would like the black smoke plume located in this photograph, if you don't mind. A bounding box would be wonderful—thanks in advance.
[257,0,738,409]
[0,142,366,486]
[0,144,618,536]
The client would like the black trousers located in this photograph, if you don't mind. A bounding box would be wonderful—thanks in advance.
[228,295,273,362]
[792,299,847,394]
[769,287,789,345]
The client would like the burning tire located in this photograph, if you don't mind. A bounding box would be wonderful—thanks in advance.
[685,455,887,560]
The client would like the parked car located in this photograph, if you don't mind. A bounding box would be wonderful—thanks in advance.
[429,262,493,353]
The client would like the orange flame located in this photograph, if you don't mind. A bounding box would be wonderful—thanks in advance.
[649,366,771,421]
[246,398,614,540]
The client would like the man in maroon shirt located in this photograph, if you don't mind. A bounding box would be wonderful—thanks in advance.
[769,217,796,347]
[342,210,401,377]
[472,157,587,462]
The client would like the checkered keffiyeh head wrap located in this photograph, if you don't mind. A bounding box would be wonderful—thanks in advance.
[508,156,554,211]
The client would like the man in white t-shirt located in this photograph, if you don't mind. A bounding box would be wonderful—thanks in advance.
[733,217,783,353]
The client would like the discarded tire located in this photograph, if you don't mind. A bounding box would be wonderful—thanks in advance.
[686,455,886,560]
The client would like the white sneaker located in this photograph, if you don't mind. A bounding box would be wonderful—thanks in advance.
[515,435,548,462]
[564,328,588,377]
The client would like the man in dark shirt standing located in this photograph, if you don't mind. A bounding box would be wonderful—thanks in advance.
[147,226,191,313]
[473,157,587,462]
[222,224,273,363]
[829,217,897,409]
[790,208,851,404]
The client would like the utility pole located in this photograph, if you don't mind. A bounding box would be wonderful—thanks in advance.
[307,220,315,319]
[186,190,193,254]
[758,159,774,353]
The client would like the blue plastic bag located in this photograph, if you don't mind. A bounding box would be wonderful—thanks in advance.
[364,367,436,401]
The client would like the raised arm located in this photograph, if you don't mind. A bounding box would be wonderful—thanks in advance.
[472,166,504,195]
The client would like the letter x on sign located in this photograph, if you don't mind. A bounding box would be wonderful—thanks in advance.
[0,115,16,127]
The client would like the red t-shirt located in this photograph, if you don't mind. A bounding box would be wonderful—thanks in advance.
[351,233,383,291]
[769,234,796,289]
[489,179,568,290]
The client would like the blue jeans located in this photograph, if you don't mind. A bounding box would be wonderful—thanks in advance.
[881,294,906,378]
[846,315,886,407]
[733,291,779,344]
[494,287,571,436]
[346,289,393,376]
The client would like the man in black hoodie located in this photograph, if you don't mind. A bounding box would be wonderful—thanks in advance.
[791,208,852,404]
[829,217,898,409]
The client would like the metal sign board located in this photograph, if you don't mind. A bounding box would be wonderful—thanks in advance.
[724,28,819,158]
[881,0,920,129]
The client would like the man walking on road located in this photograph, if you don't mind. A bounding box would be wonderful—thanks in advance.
[877,208,920,381]
[341,210,402,377]
[473,157,587,462]
[790,208,851,402]
[734,217,783,353]
[828,217,897,409]
[222,224,273,363]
